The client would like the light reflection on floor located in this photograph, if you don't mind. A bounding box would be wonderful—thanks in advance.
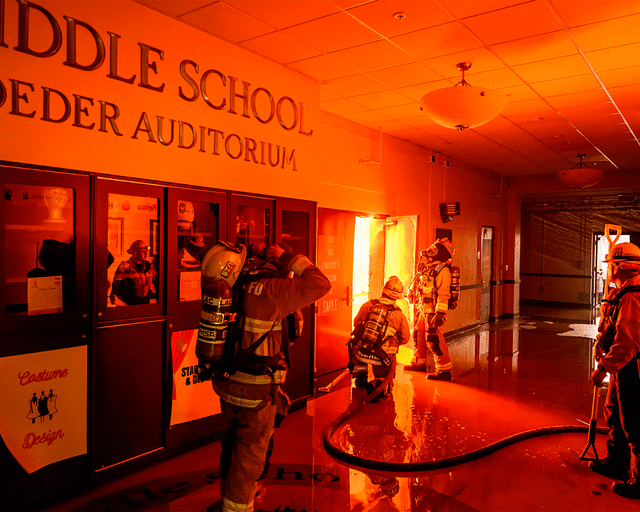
[44,313,640,512]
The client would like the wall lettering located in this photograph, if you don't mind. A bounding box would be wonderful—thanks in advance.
[0,0,315,171]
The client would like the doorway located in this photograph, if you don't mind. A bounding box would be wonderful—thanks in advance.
[315,209,417,379]
[480,227,494,323]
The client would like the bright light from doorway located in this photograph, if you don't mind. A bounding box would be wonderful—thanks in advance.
[352,216,371,324]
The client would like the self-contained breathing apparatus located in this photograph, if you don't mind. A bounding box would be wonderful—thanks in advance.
[196,241,302,382]
[413,237,460,310]
[349,276,406,374]
[350,300,394,368]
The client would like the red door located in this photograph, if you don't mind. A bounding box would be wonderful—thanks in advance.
[315,209,355,377]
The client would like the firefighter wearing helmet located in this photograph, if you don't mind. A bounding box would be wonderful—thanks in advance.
[589,242,640,499]
[178,232,206,270]
[349,275,410,400]
[406,237,455,380]
[200,242,331,512]
[110,240,157,306]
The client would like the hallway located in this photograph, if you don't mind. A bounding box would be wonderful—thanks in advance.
[41,312,640,512]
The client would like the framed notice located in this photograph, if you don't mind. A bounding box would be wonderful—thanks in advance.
[108,217,124,256]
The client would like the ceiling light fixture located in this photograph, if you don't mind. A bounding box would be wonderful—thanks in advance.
[419,62,508,131]
[556,154,606,188]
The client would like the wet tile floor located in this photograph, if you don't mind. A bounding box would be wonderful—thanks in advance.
[43,314,640,511]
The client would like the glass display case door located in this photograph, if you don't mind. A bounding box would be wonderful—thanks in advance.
[0,166,90,345]
[94,178,164,322]
[276,199,317,404]
[166,188,228,316]
[229,195,274,248]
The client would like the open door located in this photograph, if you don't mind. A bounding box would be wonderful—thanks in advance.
[480,226,494,323]
[315,210,417,378]
[316,209,355,378]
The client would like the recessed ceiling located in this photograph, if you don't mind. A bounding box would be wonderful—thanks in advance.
[135,0,640,180]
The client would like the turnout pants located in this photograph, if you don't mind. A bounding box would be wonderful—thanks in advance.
[219,397,277,512]
[604,355,640,479]
[414,313,451,373]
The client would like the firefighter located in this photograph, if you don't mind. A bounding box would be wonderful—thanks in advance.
[589,242,640,499]
[110,240,157,305]
[178,232,205,270]
[203,242,331,512]
[349,276,410,400]
[406,237,455,380]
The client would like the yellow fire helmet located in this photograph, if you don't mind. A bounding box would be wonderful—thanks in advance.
[201,241,247,286]
[383,276,404,300]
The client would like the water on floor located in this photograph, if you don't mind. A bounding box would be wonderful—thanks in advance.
[42,312,640,512]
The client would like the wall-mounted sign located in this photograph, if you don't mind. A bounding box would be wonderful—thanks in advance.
[0,346,87,473]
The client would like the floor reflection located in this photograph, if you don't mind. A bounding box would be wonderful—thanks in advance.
[46,311,637,512]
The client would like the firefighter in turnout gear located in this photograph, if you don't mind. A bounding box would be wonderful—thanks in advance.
[589,242,640,499]
[406,237,456,380]
[349,276,410,400]
[203,242,331,512]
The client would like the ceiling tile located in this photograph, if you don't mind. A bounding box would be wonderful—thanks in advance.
[462,1,564,45]
[180,2,274,43]
[288,54,358,82]
[366,62,441,89]
[319,97,369,115]
[137,0,640,177]
[498,84,541,103]
[239,32,321,64]
[465,67,524,88]
[512,55,592,83]
[570,14,640,52]
[349,89,414,109]
[435,0,531,20]
[585,43,640,73]
[501,98,559,118]
[597,65,640,89]
[321,73,389,96]
[342,110,395,124]
[551,0,640,29]
[346,0,454,37]
[490,31,578,66]
[330,39,415,72]
[396,79,456,102]
[544,89,612,109]
[225,0,340,30]
[282,11,381,53]
[377,102,424,119]
[528,74,603,97]
[320,89,342,102]
[133,0,214,17]
[390,22,482,61]
[423,48,505,77]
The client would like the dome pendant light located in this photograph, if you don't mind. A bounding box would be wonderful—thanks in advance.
[420,62,508,131]
[556,154,606,188]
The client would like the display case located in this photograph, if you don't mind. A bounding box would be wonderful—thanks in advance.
[0,166,91,345]
[94,178,164,322]
[166,187,228,316]
[276,199,317,404]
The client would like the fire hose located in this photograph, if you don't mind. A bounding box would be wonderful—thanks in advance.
[322,384,608,473]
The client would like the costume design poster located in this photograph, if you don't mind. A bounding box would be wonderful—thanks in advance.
[0,346,87,473]
[170,329,221,426]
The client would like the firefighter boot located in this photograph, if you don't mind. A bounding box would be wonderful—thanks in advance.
[613,478,640,499]
[404,362,428,372]
[589,456,630,481]
[426,371,452,381]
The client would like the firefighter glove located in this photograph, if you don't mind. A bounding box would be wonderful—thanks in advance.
[591,366,607,387]
[434,311,446,327]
